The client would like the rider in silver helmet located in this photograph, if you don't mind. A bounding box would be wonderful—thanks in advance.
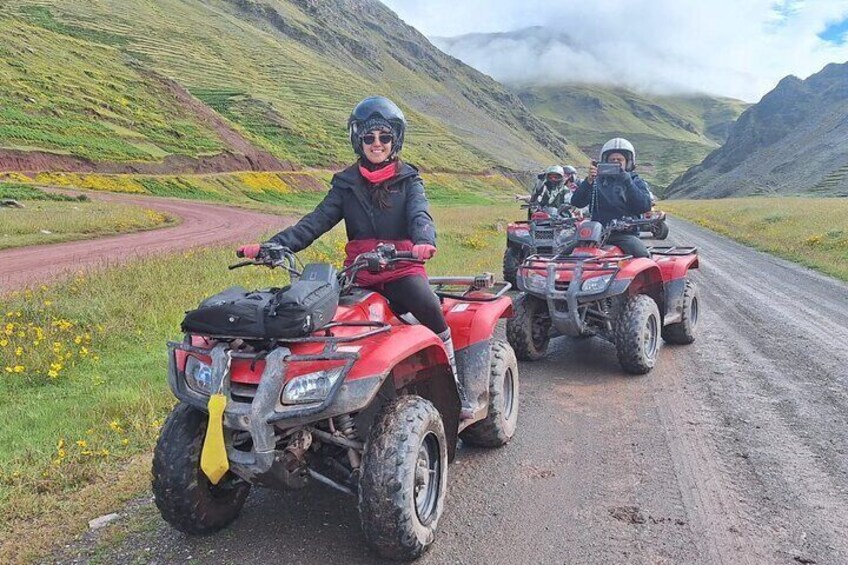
[570,137,653,258]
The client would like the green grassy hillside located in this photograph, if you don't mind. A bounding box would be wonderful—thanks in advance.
[515,84,748,192]
[1,1,585,173]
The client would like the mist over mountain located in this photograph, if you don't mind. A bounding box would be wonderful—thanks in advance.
[433,26,738,99]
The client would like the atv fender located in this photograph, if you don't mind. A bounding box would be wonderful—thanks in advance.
[506,222,533,249]
[622,262,665,314]
[444,296,513,350]
[657,255,699,324]
[656,254,699,282]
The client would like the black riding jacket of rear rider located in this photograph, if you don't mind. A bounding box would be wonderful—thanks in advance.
[268,162,436,251]
[571,171,652,231]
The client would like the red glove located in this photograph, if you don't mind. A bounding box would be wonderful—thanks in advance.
[237,244,261,259]
[412,244,437,260]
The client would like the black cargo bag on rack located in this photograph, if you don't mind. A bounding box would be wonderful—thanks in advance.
[181,264,339,339]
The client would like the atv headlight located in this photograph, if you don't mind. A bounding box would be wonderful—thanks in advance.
[185,355,213,394]
[581,274,613,294]
[523,271,548,292]
[512,228,530,238]
[282,367,345,405]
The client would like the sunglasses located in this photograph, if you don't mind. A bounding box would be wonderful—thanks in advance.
[547,174,563,181]
[361,133,394,145]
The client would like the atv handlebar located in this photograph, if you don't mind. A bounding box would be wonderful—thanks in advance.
[229,243,298,274]
[228,242,423,293]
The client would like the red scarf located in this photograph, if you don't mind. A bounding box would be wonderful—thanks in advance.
[358,161,398,184]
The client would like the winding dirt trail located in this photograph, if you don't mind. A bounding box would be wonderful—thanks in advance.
[0,192,290,294]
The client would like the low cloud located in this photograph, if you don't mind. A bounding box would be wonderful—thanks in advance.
[383,0,848,102]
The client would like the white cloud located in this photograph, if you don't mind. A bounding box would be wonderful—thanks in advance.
[382,0,848,101]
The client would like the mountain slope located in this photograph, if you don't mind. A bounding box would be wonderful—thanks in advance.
[514,84,747,191]
[431,27,747,192]
[667,62,848,198]
[0,0,585,173]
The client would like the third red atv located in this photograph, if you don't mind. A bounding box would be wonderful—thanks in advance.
[507,218,699,373]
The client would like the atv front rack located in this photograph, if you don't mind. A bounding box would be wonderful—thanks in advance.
[177,321,391,345]
[647,246,698,256]
[429,275,512,302]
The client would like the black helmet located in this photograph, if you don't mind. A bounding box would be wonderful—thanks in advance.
[348,96,406,160]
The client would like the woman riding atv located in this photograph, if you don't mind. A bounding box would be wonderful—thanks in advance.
[238,96,473,418]
[570,138,653,258]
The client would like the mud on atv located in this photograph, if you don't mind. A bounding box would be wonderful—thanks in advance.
[503,202,581,287]
[152,244,519,561]
[507,218,699,374]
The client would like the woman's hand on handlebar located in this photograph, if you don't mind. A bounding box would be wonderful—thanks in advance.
[236,243,262,259]
[412,244,437,261]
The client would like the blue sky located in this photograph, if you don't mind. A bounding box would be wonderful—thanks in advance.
[819,17,848,43]
[382,0,848,101]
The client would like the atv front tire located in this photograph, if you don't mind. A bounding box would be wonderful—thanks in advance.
[614,294,661,374]
[359,396,448,561]
[662,279,699,344]
[503,246,522,288]
[460,340,519,447]
[152,403,250,534]
[507,293,551,361]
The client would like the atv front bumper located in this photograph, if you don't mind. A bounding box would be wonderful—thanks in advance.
[519,261,629,336]
[167,342,383,478]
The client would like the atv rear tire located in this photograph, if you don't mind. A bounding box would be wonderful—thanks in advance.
[359,396,448,561]
[614,294,661,374]
[506,293,550,361]
[460,340,519,447]
[662,279,699,344]
[152,403,250,534]
[652,220,670,240]
[503,246,522,288]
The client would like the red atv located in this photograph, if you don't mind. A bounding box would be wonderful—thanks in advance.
[152,243,518,560]
[507,218,699,373]
[503,200,581,287]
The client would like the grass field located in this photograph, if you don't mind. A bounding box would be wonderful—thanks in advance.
[662,197,848,281]
[3,169,524,209]
[0,184,173,249]
[0,203,513,562]
[1,2,571,171]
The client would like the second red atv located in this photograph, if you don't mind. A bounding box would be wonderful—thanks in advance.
[152,243,518,561]
[507,218,699,373]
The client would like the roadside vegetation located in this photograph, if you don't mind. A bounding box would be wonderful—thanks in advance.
[0,184,173,249]
[2,170,522,209]
[663,197,848,281]
[0,204,511,562]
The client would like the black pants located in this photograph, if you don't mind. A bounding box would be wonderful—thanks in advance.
[607,233,650,258]
[559,232,650,258]
[374,275,448,334]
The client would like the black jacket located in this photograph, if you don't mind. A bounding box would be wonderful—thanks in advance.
[269,162,436,251]
[571,171,652,228]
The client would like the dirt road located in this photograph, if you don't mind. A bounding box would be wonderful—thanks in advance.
[58,217,848,564]
[0,193,287,293]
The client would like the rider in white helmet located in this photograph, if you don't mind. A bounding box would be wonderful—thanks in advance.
[570,137,653,257]
[530,165,570,209]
